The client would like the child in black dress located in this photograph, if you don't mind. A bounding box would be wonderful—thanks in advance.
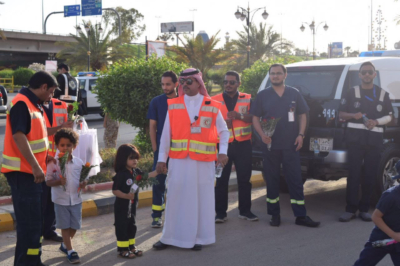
[112,144,144,259]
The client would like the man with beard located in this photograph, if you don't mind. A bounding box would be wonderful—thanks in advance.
[153,68,229,251]
[147,71,178,228]
[338,61,393,222]
[212,71,258,223]
[251,64,320,228]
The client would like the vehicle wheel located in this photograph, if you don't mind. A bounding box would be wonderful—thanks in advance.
[375,144,400,199]
[0,85,7,105]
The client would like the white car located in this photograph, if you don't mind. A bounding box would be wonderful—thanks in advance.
[76,72,103,116]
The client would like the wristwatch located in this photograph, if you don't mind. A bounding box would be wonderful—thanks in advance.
[240,113,244,120]
[299,133,305,139]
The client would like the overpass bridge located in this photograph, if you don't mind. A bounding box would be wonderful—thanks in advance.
[0,30,77,68]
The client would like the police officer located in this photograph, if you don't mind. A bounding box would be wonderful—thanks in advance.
[213,71,258,222]
[251,64,320,228]
[2,71,58,266]
[338,61,393,222]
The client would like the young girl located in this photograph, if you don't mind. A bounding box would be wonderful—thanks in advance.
[112,144,144,259]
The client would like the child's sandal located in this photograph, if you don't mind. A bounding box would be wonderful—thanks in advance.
[118,251,136,259]
[131,247,143,257]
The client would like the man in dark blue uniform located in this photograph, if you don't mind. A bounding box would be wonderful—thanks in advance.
[251,64,320,228]
[339,61,393,222]
[147,71,178,228]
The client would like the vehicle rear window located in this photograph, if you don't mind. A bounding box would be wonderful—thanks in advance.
[78,79,86,90]
[264,66,344,99]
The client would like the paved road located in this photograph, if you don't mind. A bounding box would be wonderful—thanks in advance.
[0,93,139,155]
[0,179,391,266]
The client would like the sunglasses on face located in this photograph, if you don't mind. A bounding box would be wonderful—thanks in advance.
[179,78,195,85]
[223,80,238,85]
[361,70,375,76]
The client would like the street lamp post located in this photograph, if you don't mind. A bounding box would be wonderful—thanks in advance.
[234,4,269,68]
[77,22,103,71]
[300,21,328,60]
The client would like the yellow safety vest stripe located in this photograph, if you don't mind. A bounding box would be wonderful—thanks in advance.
[1,154,21,171]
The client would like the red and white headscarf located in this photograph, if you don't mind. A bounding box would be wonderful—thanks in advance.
[178,68,210,97]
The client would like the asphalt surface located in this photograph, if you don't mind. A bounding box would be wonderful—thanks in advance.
[0,179,392,266]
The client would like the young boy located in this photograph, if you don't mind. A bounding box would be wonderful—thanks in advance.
[46,128,86,264]
[354,160,400,266]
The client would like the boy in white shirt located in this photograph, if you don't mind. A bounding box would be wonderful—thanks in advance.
[46,128,86,264]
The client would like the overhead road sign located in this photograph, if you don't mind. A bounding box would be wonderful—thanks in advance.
[82,0,102,16]
[161,21,194,33]
[64,5,81,17]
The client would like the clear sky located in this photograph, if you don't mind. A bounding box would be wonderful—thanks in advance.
[1,0,399,54]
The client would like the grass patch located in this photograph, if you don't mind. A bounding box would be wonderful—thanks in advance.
[0,173,11,197]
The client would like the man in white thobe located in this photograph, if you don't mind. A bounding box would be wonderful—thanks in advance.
[153,68,229,251]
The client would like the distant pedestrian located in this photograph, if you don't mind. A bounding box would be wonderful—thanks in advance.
[45,128,86,264]
[103,113,119,148]
[338,61,394,222]
[112,144,144,259]
[251,64,320,228]
[353,162,400,266]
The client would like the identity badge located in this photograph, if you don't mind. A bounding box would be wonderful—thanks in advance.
[191,127,201,134]
[288,101,295,122]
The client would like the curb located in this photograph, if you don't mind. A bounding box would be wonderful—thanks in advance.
[0,174,265,232]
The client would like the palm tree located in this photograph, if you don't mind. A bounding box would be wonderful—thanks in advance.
[231,23,293,71]
[167,31,232,93]
[56,23,131,71]
[344,46,351,57]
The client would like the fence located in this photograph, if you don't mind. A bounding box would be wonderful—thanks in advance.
[0,76,14,92]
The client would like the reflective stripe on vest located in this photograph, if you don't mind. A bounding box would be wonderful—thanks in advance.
[29,138,48,153]
[169,104,185,110]
[347,122,384,133]
[1,154,21,171]
[53,108,67,114]
[201,105,219,114]
[171,139,188,151]
[189,140,216,154]
[234,125,252,136]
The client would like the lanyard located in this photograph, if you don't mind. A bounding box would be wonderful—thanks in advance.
[364,86,376,102]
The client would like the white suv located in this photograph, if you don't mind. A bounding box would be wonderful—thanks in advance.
[76,72,103,116]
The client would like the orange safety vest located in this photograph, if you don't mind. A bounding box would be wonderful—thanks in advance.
[212,92,252,142]
[168,96,221,162]
[1,93,48,174]
[44,99,68,157]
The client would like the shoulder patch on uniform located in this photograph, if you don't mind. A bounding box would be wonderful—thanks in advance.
[126,179,133,186]
[205,101,211,105]
[54,102,62,106]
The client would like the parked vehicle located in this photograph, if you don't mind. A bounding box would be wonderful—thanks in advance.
[0,85,8,113]
[252,57,400,197]
[76,72,103,116]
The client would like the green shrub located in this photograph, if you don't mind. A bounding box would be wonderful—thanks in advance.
[13,67,35,86]
[99,148,117,168]
[0,69,14,79]
[0,173,11,197]
[88,169,114,184]
[133,131,152,155]
[137,153,154,173]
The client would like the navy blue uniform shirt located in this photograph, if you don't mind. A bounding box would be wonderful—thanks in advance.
[146,94,169,148]
[222,91,239,112]
[250,86,309,150]
[369,185,400,242]
[43,100,54,127]
[9,87,44,135]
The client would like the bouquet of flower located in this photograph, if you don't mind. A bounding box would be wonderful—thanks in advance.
[77,162,97,195]
[372,239,398,248]
[260,117,281,151]
[67,102,79,121]
[58,151,69,191]
[127,168,158,218]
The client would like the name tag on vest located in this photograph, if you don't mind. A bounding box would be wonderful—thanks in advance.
[191,127,201,134]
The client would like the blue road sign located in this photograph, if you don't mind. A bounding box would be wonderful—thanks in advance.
[64,5,81,17]
[82,0,102,16]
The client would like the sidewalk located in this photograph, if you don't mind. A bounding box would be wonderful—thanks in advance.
[0,171,263,232]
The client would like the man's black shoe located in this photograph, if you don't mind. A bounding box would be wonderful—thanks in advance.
[269,215,281,227]
[191,244,202,251]
[295,216,320,228]
[238,211,259,221]
[215,214,227,223]
[44,234,63,242]
[153,241,169,250]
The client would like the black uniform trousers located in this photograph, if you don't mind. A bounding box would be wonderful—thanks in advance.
[114,192,138,252]
[41,182,56,239]
[215,140,253,216]
[262,149,307,217]
[151,149,167,219]
[346,144,381,213]
[354,242,400,266]
[6,173,43,266]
